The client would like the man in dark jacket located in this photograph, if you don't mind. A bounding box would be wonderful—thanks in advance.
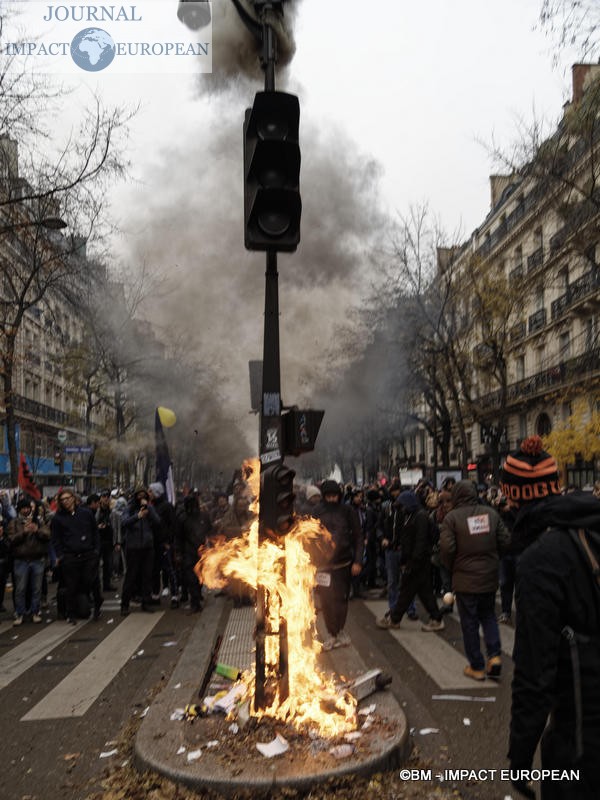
[96,490,116,592]
[51,489,100,623]
[500,436,600,800]
[176,494,212,613]
[440,480,510,680]
[120,487,160,616]
[376,490,444,632]
[315,480,363,650]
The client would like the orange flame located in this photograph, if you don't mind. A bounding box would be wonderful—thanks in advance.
[196,459,357,737]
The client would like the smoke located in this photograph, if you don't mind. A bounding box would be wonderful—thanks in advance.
[119,2,391,469]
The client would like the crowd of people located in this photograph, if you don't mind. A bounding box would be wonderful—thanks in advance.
[0,435,598,798]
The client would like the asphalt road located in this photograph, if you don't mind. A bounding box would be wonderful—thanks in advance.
[0,586,518,800]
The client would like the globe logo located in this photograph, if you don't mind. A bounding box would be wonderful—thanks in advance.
[70,28,116,72]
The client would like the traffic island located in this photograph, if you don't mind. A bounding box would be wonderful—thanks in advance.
[135,599,410,796]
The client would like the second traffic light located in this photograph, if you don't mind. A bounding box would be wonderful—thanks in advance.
[244,91,301,252]
[261,463,296,535]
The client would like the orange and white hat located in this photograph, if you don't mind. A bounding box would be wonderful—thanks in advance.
[499,435,561,507]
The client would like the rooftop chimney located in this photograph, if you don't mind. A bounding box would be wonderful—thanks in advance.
[572,63,600,105]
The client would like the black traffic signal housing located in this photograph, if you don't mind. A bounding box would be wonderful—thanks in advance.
[244,91,301,252]
[261,463,296,535]
[282,408,324,456]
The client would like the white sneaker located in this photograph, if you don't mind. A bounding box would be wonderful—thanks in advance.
[321,636,336,651]
[161,588,169,597]
[32,613,43,624]
[421,618,445,632]
[334,630,351,648]
[13,615,23,626]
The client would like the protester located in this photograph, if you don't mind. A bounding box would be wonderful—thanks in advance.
[120,487,160,616]
[51,489,100,623]
[376,490,444,632]
[315,480,364,650]
[440,480,510,680]
[8,498,51,625]
[500,435,600,799]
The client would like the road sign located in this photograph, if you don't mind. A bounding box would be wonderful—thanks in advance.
[57,430,67,443]
[64,445,93,454]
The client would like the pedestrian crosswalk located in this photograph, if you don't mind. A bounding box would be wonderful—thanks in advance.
[22,611,164,720]
[364,600,514,690]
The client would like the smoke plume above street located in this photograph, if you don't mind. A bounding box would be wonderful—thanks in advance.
[119,2,391,464]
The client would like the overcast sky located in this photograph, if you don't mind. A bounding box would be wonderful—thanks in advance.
[15,0,582,449]
[96,0,579,243]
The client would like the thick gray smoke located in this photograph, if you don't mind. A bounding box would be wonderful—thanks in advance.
[122,2,391,467]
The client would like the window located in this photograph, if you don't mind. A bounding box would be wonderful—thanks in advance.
[534,226,543,252]
[585,316,599,350]
[558,265,569,293]
[561,402,572,422]
[559,331,571,360]
[536,345,545,371]
[535,284,545,311]
[514,245,523,268]
[519,414,528,441]
[516,355,525,382]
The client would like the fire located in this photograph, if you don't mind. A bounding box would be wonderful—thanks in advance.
[196,459,357,737]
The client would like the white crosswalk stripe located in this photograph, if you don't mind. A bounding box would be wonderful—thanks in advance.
[0,619,87,690]
[365,600,507,690]
[21,611,164,721]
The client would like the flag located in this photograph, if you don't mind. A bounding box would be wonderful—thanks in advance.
[155,408,175,506]
[18,453,42,501]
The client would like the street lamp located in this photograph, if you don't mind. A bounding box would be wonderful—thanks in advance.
[0,216,68,234]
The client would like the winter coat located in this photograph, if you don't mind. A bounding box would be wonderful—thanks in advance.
[50,506,98,559]
[7,514,50,560]
[121,501,160,551]
[393,491,432,569]
[176,506,212,566]
[440,480,510,594]
[315,500,363,570]
[508,493,600,786]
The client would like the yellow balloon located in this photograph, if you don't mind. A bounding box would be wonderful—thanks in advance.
[157,406,176,428]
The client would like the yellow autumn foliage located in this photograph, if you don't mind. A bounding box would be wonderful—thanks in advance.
[543,401,600,473]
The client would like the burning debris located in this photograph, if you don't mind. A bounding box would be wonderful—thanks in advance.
[191,459,392,741]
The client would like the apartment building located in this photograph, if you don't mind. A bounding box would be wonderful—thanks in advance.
[405,64,600,487]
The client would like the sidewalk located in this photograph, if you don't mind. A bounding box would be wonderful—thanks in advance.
[135,594,409,795]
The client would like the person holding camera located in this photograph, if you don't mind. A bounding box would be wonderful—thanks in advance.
[120,487,160,616]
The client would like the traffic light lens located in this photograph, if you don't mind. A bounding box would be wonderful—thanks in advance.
[257,118,289,141]
[258,210,291,236]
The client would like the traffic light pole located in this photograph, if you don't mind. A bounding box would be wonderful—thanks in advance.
[255,4,289,712]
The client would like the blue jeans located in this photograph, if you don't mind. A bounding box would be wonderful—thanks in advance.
[14,558,45,616]
[455,591,501,671]
[385,549,417,615]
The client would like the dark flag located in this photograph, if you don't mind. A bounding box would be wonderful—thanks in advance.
[155,408,175,505]
[18,453,42,501]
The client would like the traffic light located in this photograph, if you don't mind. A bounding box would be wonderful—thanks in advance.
[282,408,324,456]
[261,463,296,535]
[243,91,301,252]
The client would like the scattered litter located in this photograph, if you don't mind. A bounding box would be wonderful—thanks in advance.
[63,753,80,761]
[173,683,182,689]
[22,697,28,702]
[419,728,440,735]
[176,746,186,755]
[104,740,118,746]
[228,635,236,641]
[329,743,354,760]
[46,656,53,661]
[11,635,18,640]
[463,718,471,726]
[256,733,289,758]
[121,759,129,767]
[361,714,375,730]
[229,723,239,734]
[187,749,202,762]
[432,694,496,702]
[136,649,144,656]
[107,618,114,625]
[358,704,376,716]
[170,708,186,721]
[162,641,177,647]
[140,706,150,718]
[206,740,219,748]
[344,731,362,741]
[214,684,247,714]
[99,749,118,758]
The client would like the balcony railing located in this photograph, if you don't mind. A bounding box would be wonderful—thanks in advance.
[527,247,544,272]
[509,264,524,283]
[477,347,600,411]
[551,269,600,319]
[528,307,547,334]
[12,394,68,424]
